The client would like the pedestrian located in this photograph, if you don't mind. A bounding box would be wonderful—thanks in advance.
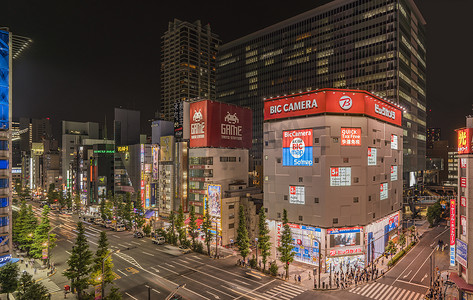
[34,267,37,274]
[298,275,301,283]
[308,271,311,280]
[25,262,28,268]
[294,275,297,282]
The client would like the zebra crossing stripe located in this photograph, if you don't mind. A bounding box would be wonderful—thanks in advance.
[281,283,302,293]
[379,286,398,300]
[273,286,299,296]
[365,282,384,298]
[397,289,408,299]
[377,284,395,299]
[359,282,379,297]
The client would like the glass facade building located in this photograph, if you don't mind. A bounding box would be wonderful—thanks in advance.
[160,19,221,121]
[217,0,426,183]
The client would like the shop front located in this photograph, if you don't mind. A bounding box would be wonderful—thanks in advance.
[326,226,364,272]
[365,211,401,264]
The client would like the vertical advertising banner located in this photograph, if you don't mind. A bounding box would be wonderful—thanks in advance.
[461,158,467,168]
[456,239,468,268]
[283,129,313,166]
[160,136,174,162]
[152,145,159,181]
[368,148,377,166]
[450,199,456,266]
[461,177,467,187]
[380,183,388,200]
[391,134,398,150]
[461,196,467,207]
[0,30,9,130]
[207,185,221,218]
[458,128,473,154]
[340,128,361,146]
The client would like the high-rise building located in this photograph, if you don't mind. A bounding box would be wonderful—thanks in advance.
[114,108,140,147]
[160,19,221,121]
[427,127,441,149]
[217,0,426,185]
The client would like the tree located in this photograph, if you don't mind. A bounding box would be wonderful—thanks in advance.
[188,205,198,249]
[0,262,19,300]
[201,200,212,256]
[133,193,146,232]
[90,232,114,292]
[166,211,177,245]
[12,200,27,244]
[63,222,93,299]
[176,205,186,245]
[22,185,31,200]
[30,205,56,259]
[427,201,443,226]
[100,198,107,221]
[16,272,48,300]
[121,193,133,230]
[236,205,250,261]
[58,192,66,208]
[385,239,397,257]
[19,204,38,253]
[66,192,73,210]
[258,206,271,271]
[106,287,123,300]
[277,209,294,279]
[73,194,81,212]
[409,225,416,243]
[399,232,406,249]
[46,183,57,205]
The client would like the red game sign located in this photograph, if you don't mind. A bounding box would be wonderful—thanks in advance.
[341,128,361,146]
[450,199,456,246]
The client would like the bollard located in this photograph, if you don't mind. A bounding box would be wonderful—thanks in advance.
[322,282,325,289]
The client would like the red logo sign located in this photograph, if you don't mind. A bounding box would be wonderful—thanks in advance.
[461,177,467,188]
[341,128,361,146]
[290,186,296,194]
[331,167,339,177]
[339,96,353,110]
[450,199,456,246]
[458,128,473,154]
[329,247,362,256]
[461,196,467,207]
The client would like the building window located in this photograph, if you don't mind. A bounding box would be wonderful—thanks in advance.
[333,218,338,224]
[353,197,359,203]
[229,214,235,220]
[265,208,268,213]
[284,195,288,200]
[333,137,339,143]
[299,177,303,182]
[314,157,319,163]
[373,176,376,181]
[229,204,234,209]
[343,157,349,163]
[373,139,376,144]
[369,196,372,201]
[315,138,319,143]
[265,141,269,146]
[373,213,376,219]
[394,189,397,194]
[299,216,303,221]
[277,158,281,163]
[229,223,234,229]
[277,212,281,219]
[354,177,359,183]
[385,175,388,180]
[381,158,384,163]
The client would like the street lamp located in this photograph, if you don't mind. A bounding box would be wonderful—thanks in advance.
[102,249,120,299]
[47,224,61,268]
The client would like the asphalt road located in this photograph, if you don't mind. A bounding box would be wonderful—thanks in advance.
[31,204,450,300]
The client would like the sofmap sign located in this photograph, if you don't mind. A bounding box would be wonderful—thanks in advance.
[264,89,401,126]
[283,129,313,166]
[450,199,456,266]
[189,100,252,148]
[456,239,468,268]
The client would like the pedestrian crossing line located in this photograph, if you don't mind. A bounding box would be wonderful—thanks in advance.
[280,283,304,292]
[349,282,424,300]
[272,286,299,297]
[42,279,61,293]
[263,282,304,300]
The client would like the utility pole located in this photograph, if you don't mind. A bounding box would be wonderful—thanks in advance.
[215,221,218,259]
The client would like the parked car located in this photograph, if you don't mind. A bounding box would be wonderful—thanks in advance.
[133,231,144,238]
[152,236,166,245]
[116,223,126,232]
[94,219,104,226]
[105,220,113,228]
[178,246,192,254]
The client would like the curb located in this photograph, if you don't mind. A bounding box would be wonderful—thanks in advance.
[35,268,57,283]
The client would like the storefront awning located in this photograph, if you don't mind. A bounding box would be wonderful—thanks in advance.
[449,272,473,293]
[144,210,155,219]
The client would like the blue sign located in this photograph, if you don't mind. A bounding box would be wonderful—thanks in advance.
[457,239,468,267]
[282,129,313,166]
[450,245,456,266]
[0,30,9,130]
[0,254,11,264]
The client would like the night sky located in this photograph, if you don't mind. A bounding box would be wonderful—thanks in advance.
[3,0,472,145]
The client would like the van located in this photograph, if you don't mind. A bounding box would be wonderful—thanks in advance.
[116,224,125,232]
[152,236,165,245]
[105,220,112,228]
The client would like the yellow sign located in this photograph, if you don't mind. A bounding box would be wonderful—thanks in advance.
[160,136,174,161]
[117,146,128,152]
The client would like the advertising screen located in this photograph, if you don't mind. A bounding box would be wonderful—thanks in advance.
[189,100,252,149]
[391,134,398,150]
[264,89,401,126]
[380,183,388,200]
[341,128,361,146]
[327,227,362,248]
[289,186,305,205]
[387,214,399,232]
[458,128,473,154]
[160,136,174,162]
[283,129,313,166]
[207,184,221,218]
[368,148,377,166]
[0,30,9,130]
[450,199,456,266]
[391,165,398,181]
[330,167,351,186]
[457,239,468,268]
[277,223,321,266]
[152,145,159,180]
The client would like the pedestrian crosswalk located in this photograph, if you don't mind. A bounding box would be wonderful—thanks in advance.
[41,278,61,293]
[263,282,304,300]
[349,282,424,300]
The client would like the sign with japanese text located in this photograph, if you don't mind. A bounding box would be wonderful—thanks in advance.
[391,134,398,150]
[330,167,351,186]
[380,183,388,200]
[329,247,363,257]
[461,197,467,207]
[283,129,313,166]
[341,128,361,146]
[461,158,467,168]
[368,148,377,166]
[456,239,468,268]
[461,177,467,188]
[289,186,305,204]
[450,199,456,266]
[391,165,398,181]
[458,128,473,154]
[461,215,467,236]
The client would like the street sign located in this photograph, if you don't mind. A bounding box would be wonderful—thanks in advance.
[42,248,48,260]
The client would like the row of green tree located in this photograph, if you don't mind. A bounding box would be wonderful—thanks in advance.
[63,222,121,300]
[0,263,50,300]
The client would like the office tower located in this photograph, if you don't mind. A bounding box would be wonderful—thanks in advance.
[114,108,140,146]
[217,0,426,184]
[160,19,221,121]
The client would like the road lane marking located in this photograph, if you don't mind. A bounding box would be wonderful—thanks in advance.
[152,289,160,294]
[164,263,176,268]
[358,282,379,296]
[150,267,160,273]
[377,284,395,299]
[118,244,127,248]
[158,266,179,275]
[131,241,141,245]
[408,247,436,283]
[125,292,138,299]
[365,282,383,298]
[117,269,128,277]
[65,251,71,255]
[89,240,98,246]
[141,251,154,256]
[223,286,266,300]
[403,270,412,278]
[125,267,139,274]
[192,255,202,260]
[234,279,250,286]
[180,259,190,264]
[206,291,221,299]
[181,274,234,298]
[66,240,73,244]
[396,279,429,288]
[421,273,428,282]
[232,279,277,300]
[185,257,258,284]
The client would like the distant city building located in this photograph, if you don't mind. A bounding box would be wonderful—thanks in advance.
[114,108,140,146]
[425,140,448,185]
[151,120,173,145]
[427,127,441,149]
[217,0,426,186]
[446,150,458,187]
[263,89,403,271]
[62,121,99,194]
[160,19,221,121]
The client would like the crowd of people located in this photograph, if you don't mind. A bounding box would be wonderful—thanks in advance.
[427,271,446,300]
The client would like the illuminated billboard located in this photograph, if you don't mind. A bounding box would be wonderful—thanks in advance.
[391,134,398,150]
[160,136,174,162]
[380,183,388,200]
[189,100,252,149]
[341,128,361,146]
[289,186,305,205]
[461,158,467,168]
[368,148,377,166]
[330,167,351,186]
[450,199,456,266]
[283,129,313,166]
[327,227,362,248]
[152,145,159,181]
[264,89,401,126]
[0,30,9,130]
[458,128,473,154]
[276,222,321,266]
[391,165,398,181]
[207,184,221,218]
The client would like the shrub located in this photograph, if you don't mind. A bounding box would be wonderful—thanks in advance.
[249,255,257,269]
[195,242,204,254]
[143,224,151,237]
[269,262,278,277]
[388,249,406,267]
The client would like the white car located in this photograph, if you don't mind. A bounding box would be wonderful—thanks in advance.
[116,224,126,232]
